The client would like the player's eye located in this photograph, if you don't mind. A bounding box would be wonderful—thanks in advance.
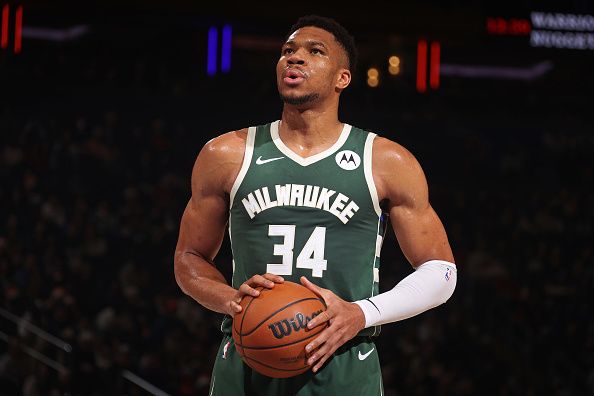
[311,48,323,55]
[282,48,294,55]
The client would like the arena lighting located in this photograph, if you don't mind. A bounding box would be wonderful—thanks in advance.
[221,24,232,73]
[207,26,217,76]
[22,25,89,42]
[14,4,21,53]
[440,61,553,81]
[388,56,400,75]
[1,4,8,49]
[207,25,233,76]
[416,39,427,93]
[417,39,441,92]
[367,67,379,88]
[429,42,440,90]
[1,4,23,53]
[388,55,400,67]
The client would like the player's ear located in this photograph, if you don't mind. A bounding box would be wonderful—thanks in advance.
[336,68,351,90]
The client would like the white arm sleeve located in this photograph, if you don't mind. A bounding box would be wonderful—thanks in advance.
[354,260,457,328]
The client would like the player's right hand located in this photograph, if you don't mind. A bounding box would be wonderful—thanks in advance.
[228,273,284,315]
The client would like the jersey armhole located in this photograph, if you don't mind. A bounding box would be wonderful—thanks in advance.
[364,133,382,217]
[229,126,256,207]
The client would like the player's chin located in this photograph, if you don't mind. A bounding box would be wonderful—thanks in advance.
[279,93,299,105]
[279,92,319,107]
[277,85,299,98]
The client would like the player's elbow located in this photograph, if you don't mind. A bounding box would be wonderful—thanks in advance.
[438,267,457,305]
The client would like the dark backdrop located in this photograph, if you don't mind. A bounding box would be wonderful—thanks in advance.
[1,1,592,395]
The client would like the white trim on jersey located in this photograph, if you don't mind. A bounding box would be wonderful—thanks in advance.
[227,127,256,299]
[209,374,215,396]
[270,120,352,167]
[370,214,382,336]
[363,132,382,217]
[229,126,256,206]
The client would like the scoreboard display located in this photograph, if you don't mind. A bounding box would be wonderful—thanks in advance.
[486,11,594,50]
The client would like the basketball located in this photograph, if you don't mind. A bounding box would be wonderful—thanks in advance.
[232,281,327,378]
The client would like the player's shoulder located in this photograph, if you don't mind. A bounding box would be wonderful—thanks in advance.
[201,128,248,160]
[192,128,249,193]
[372,135,420,170]
[194,128,248,170]
[370,135,428,202]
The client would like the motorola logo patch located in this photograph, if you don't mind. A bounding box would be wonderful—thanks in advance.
[335,150,361,170]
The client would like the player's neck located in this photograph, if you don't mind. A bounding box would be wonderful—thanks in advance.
[279,106,343,153]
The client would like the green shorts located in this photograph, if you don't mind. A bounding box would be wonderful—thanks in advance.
[208,334,383,396]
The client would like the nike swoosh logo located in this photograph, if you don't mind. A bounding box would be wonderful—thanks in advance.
[256,156,285,165]
[358,348,374,361]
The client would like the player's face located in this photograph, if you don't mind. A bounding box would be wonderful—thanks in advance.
[276,26,350,107]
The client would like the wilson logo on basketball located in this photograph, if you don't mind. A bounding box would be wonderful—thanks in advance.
[268,310,323,339]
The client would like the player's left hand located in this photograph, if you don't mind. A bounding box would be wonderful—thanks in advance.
[300,276,366,373]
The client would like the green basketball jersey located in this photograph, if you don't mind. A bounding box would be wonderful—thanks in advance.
[221,120,386,337]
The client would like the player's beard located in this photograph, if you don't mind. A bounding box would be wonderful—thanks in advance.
[280,92,320,106]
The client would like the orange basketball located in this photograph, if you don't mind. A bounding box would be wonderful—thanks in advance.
[232,281,327,378]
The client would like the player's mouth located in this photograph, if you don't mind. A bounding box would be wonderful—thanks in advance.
[283,68,306,86]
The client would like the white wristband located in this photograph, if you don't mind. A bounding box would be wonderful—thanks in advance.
[354,260,457,328]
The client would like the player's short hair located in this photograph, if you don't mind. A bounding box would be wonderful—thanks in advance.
[287,15,358,75]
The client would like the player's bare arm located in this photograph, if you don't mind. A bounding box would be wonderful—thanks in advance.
[174,130,283,316]
[302,136,456,372]
[373,137,454,265]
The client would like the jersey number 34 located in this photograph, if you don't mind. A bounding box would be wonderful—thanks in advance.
[267,225,327,278]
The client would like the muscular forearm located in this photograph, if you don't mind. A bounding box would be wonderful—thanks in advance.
[174,252,236,315]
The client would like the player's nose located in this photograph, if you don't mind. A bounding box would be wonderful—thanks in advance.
[287,49,306,66]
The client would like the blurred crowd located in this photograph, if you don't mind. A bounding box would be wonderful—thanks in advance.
[1,32,593,396]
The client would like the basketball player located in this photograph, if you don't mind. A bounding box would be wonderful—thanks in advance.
[174,15,457,395]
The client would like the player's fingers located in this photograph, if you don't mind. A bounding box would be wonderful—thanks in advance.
[238,283,261,297]
[312,334,342,372]
[307,308,332,329]
[305,327,330,356]
[300,276,324,297]
[306,347,324,367]
[262,273,284,283]
[301,277,336,310]
[312,352,332,373]
[229,301,242,313]
[247,274,276,288]
[307,336,336,371]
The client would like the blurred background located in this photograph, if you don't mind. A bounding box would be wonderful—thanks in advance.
[1,0,593,395]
